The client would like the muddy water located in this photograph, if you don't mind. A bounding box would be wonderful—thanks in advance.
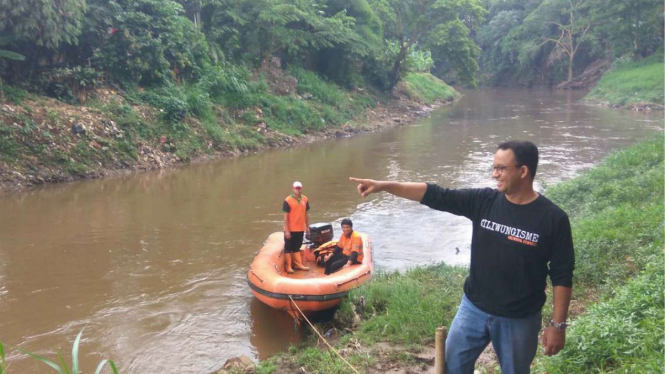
[0,89,661,373]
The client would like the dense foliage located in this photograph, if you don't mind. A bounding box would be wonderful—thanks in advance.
[476,0,664,86]
[0,0,477,96]
[0,0,661,99]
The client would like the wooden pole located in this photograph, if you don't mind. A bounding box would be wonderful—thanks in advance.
[435,326,447,374]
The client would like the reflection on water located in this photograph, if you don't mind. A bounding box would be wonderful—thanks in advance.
[0,89,661,373]
[249,298,303,360]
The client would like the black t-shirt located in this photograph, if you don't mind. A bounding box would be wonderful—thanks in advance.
[421,184,575,318]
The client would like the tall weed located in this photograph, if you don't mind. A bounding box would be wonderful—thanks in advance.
[3,329,118,374]
[537,263,664,374]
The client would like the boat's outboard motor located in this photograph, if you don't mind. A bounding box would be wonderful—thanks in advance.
[308,222,333,248]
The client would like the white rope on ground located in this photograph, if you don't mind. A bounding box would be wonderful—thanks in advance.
[287,295,361,374]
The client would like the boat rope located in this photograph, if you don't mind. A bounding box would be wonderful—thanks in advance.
[287,295,360,374]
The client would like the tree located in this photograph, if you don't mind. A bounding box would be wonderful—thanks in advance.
[313,0,383,87]
[177,0,203,28]
[476,0,544,85]
[201,0,359,66]
[537,0,592,82]
[368,0,486,88]
[0,0,86,49]
[510,0,593,83]
[0,35,25,103]
[88,0,210,86]
[586,0,663,59]
[477,0,662,86]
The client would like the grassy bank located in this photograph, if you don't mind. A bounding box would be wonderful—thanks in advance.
[585,51,664,108]
[0,70,457,191]
[396,73,460,105]
[533,134,664,373]
[256,135,664,374]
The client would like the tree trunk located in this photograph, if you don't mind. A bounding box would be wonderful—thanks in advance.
[568,53,574,81]
[390,45,409,89]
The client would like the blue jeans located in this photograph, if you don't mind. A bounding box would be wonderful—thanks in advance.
[446,295,541,374]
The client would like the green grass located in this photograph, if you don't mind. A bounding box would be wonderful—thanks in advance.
[536,263,664,374]
[545,136,664,289]
[290,67,348,106]
[267,265,466,374]
[220,69,377,138]
[536,135,664,373]
[400,73,459,104]
[346,265,466,345]
[585,51,664,106]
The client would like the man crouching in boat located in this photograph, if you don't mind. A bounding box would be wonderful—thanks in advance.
[324,219,364,275]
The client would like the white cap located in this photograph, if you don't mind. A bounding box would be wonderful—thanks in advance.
[292,181,303,188]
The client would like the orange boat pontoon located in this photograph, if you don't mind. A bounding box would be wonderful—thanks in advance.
[247,231,373,319]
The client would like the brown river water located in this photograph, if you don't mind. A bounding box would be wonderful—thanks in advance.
[0,89,661,373]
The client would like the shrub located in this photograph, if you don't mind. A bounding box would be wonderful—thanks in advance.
[537,263,664,373]
[0,84,27,104]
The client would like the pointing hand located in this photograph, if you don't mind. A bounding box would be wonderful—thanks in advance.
[349,177,380,197]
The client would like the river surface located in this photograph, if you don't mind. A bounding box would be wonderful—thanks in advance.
[0,89,661,373]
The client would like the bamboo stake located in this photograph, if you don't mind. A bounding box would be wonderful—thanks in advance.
[435,326,447,374]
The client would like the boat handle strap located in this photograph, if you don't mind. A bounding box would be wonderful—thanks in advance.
[249,270,264,284]
[336,270,371,288]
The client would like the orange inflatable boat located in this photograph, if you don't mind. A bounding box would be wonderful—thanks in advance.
[247,227,373,319]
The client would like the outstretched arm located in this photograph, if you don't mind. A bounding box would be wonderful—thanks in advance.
[349,177,427,202]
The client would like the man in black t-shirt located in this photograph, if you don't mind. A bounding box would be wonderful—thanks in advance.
[350,141,574,374]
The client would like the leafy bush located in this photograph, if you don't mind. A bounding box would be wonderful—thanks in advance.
[362,46,400,91]
[406,44,435,73]
[40,66,103,104]
[537,263,664,373]
[139,87,189,124]
[0,84,27,104]
[196,64,250,100]
[185,87,213,119]
[92,0,210,87]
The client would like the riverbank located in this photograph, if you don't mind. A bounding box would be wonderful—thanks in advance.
[241,135,664,374]
[583,51,664,111]
[0,72,458,193]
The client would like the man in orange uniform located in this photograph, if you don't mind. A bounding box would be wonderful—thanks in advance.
[283,181,310,273]
[324,219,363,275]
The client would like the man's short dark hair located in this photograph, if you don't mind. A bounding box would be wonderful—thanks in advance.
[498,140,539,179]
[341,218,353,227]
